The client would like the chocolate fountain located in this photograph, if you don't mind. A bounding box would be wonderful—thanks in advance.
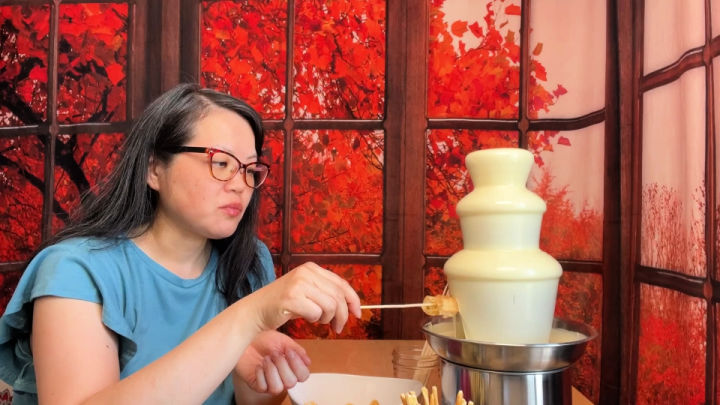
[423,148,596,405]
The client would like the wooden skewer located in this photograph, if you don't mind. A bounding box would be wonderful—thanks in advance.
[362,295,458,317]
[360,303,432,309]
[283,303,431,316]
[285,295,458,317]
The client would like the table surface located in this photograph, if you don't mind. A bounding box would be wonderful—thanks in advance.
[281,339,593,405]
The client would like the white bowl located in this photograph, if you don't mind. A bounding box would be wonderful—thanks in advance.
[287,373,423,405]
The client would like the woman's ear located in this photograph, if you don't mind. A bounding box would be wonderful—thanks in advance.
[147,155,161,191]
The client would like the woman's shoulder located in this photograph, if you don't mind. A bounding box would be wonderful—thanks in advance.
[27,236,131,284]
[39,236,124,256]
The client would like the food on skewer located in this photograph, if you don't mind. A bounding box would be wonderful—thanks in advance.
[421,295,459,317]
[359,295,459,318]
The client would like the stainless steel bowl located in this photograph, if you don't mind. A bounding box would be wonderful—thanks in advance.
[422,317,597,372]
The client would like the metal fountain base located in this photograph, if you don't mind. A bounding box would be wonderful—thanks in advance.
[422,318,597,405]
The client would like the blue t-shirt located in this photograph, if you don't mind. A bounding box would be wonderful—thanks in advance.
[0,237,275,404]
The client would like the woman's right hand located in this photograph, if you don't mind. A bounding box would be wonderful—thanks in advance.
[247,262,362,333]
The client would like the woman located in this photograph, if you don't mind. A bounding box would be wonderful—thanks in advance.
[0,83,361,404]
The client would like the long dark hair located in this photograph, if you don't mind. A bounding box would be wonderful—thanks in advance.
[44,83,266,305]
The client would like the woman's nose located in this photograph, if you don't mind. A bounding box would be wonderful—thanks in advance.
[226,169,250,192]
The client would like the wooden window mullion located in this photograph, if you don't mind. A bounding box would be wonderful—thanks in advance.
[398,0,428,339]
[600,1,624,402]
[179,0,200,86]
[703,0,717,401]
[518,0,530,148]
[280,0,296,278]
[42,0,60,242]
[627,0,645,402]
[380,0,406,339]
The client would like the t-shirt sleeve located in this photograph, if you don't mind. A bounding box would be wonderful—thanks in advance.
[0,242,134,393]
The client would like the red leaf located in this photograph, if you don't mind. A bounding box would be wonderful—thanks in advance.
[469,22,483,38]
[229,59,252,74]
[251,47,264,62]
[533,43,543,56]
[451,20,468,37]
[553,84,568,97]
[557,136,571,146]
[105,63,125,85]
[29,66,47,81]
[505,4,521,15]
[533,61,547,81]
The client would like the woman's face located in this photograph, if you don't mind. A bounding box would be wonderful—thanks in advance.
[148,106,258,241]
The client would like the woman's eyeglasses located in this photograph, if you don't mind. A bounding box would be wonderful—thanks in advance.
[165,146,269,189]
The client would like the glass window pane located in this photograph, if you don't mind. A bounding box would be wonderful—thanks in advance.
[644,0,704,74]
[293,0,386,119]
[637,284,706,404]
[0,270,22,314]
[0,5,50,125]
[52,133,124,233]
[428,0,520,119]
[201,1,287,120]
[284,264,381,339]
[555,271,602,404]
[0,135,45,262]
[528,125,604,261]
[641,68,706,276]
[424,265,447,297]
[291,129,383,253]
[258,130,284,253]
[58,3,128,123]
[425,130,518,256]
[530,0,605,118]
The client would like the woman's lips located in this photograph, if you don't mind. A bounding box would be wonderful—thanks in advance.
[221,204,243,217]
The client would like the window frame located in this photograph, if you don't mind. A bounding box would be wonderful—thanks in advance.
[0,0,148,272]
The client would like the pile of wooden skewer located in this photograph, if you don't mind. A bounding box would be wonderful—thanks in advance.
[400,386,473,405]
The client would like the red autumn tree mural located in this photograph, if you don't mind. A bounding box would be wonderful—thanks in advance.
[425,0,575,257]
[0,4,128,314]
[554,271,602,402]
[424,0,601,400]
[201,1,287,120]
[638,285,706,404]
[290,129,383,253]
[201,0,386,339]
[638,183,707,403]
[641,183,706,276]
[1,5,50,266]
[3,4,607,398]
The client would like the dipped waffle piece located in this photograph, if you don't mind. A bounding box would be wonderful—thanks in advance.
[421,295,459,317]
[359,295,459,318]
